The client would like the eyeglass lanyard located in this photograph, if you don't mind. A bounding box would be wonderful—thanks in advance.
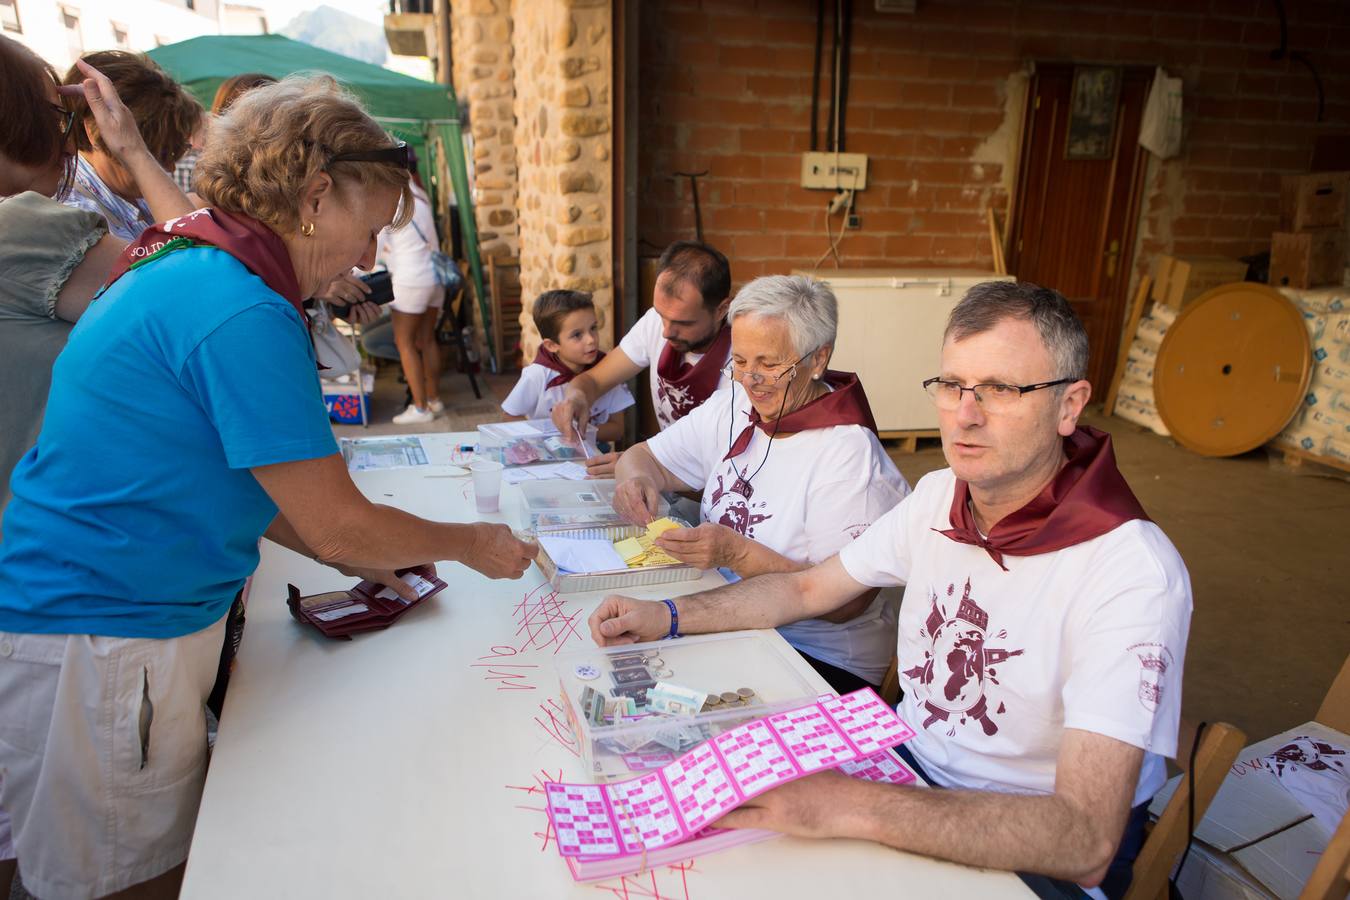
[725,377,791,496]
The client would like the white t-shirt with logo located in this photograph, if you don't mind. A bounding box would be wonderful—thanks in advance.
[648,383,910,684]
[617,307,732,430]
[838,468,1192,807]
[501,364,635,424]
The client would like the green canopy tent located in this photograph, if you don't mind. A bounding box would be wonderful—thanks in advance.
[148,33,495,368]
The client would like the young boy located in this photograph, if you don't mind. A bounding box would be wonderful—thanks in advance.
[502,290,634,442]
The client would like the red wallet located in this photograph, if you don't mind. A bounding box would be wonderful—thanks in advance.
[287,566,447,640]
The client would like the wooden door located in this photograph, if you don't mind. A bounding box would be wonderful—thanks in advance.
[1008,64,1151,394]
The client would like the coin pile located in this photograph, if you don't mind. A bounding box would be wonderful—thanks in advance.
[700,687,757,712]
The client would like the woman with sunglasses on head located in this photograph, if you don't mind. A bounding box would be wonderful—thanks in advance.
[0,75,534,900]
[611,274,910,694]
[0,38,193,523]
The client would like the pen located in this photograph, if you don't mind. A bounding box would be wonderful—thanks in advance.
[575,424,592,459]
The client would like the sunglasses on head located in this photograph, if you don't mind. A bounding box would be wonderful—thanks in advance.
[328,140,416,173]
[50,103,77,139]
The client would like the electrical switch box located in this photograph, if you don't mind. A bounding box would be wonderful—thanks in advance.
[800,152,869,190]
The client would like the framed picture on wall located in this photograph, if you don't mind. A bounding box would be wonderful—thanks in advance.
[1066,66,1122,160]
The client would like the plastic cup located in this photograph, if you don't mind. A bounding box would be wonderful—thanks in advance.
[469,460,504,513]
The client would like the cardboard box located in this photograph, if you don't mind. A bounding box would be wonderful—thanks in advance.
[1270,229,1348,289]
[1279,171,1349,231]
[321,371,374,424]
[1153,254,1249,309]
[1149,721,1347,899]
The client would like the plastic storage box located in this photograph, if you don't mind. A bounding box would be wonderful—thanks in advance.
[554,632,821,781]
[519,479,670,530]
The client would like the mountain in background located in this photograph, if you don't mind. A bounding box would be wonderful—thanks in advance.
[281,5,388,65]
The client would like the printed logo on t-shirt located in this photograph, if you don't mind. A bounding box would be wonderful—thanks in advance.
[903,578,1024,737]
[708,473,772,539]
[656,378,698,428]
[1261,737,1347,777]
[1129,642,1173,713]
[843,522,872,540]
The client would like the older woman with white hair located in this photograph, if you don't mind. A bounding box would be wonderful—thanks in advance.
[612,274,909,692]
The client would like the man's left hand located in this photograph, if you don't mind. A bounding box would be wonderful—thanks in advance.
[655,522,742,570]
[717,770,853,838]
[583,450,620,478]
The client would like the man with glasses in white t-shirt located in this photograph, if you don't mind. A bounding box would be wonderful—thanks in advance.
[588,281,1191,899]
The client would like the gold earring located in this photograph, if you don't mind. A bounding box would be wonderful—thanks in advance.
[301,221,315,237]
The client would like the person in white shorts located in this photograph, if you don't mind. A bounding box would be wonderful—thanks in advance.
[379,164,445,426]
[550,241,734,475]
[611,275,909,693]
[589,281,1192,899]
[501,290,634,443]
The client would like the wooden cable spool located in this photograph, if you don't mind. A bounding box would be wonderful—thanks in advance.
[1153,283,1312,457]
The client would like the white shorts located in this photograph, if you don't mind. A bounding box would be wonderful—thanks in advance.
[0,616,227,899]
[389,282,444,315]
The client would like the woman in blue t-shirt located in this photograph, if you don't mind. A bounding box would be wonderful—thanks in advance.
[0,75,536,900]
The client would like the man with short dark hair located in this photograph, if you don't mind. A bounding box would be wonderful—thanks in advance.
[588,281,1192,898]
[551,241,733,474]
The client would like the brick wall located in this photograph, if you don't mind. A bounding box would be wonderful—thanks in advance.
[637,0,1350,288]
[513,0,614,359]
[451,0,519,262]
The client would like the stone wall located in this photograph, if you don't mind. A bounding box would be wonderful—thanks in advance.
[450,0,519,266]
[512,0,614,359]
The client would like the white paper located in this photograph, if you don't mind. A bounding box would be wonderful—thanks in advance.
[340,436,430,471]
[373,573,438,605]
[538,535,626,574]
[313,603,369,622]
[501,462,590,484]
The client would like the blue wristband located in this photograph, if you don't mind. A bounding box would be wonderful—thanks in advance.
[661,598,680,639]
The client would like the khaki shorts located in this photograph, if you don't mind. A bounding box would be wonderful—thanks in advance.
[0,616,226,899]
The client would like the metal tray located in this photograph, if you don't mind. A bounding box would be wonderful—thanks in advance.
[533,519,702,593]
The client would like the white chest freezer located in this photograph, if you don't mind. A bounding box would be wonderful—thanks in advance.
[792,268,1015,432]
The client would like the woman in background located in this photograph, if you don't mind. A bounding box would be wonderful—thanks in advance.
[59,50,200,240]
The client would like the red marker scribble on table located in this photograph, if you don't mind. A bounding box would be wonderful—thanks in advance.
[592,861,700,900]
[470,643,540,691]
[513,581,582,653]
[506,768,565,852]
[534,696,580,757]
[470,581,583,691]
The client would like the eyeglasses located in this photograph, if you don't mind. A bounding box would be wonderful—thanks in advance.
[922,376,1075,411]
[722,355,804,387]
[328,140,417,173]
[50,103,76,139]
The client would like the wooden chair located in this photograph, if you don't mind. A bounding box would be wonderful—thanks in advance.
[486,255,523,371]
[1315,653,1350,735]
[879,655,900,706]
[1300,809,1350,900]
[1299,653,1350,899]
[1123,721,1247,900]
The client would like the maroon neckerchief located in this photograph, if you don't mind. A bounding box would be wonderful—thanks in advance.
[103,207,305,324]
[723,370,879,460]
[937,426,1150,571]
[655,320,732,415]
[533,346,606,389]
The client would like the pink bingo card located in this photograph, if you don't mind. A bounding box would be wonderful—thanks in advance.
[818,689,916,755]
[546,783,623,856]
[544,687,915,859]
[838,750,918,785]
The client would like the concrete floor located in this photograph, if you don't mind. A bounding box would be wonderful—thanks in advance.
[343,361,1350,744]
